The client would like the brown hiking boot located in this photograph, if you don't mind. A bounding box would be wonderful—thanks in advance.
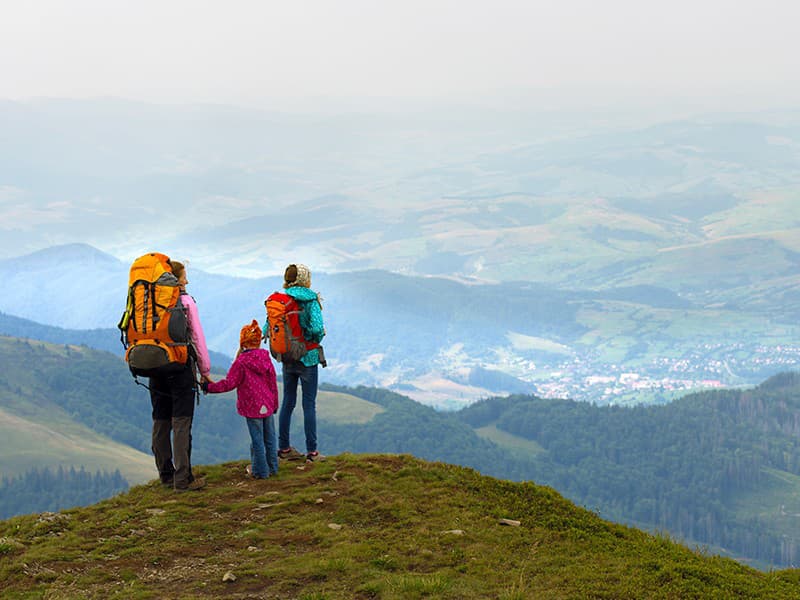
[175,476,206,492]
[278,447,305,461]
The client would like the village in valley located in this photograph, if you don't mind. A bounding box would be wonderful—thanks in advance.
[529,343,800,405]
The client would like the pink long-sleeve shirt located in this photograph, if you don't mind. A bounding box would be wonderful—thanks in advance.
[206,348,279,418]
[182,293,211,377]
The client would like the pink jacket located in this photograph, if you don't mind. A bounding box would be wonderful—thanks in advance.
[206,348,279,419]
[183,293,211,377]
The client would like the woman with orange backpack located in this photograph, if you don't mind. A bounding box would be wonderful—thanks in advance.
[263,263,325,463]
[149,260,212,491]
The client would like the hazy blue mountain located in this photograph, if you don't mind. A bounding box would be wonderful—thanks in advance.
[0,244,123,330]
[2,243,798,407]
[0,311,231,370]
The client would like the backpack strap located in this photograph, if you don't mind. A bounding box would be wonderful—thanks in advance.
[117,286,134,350]
[150,282,158,331]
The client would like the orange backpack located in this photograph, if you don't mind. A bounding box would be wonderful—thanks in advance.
[117,252,190,377]
[265,291,318,362]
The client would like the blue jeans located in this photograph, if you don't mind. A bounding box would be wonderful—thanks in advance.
[246,416,278,478]
[279,362,318,453]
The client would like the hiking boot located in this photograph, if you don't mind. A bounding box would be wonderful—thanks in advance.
[278,447,304,461]
[306,451,324,463]
[175,476,206,492]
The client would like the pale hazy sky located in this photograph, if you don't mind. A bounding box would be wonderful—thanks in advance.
[1,0,799,111]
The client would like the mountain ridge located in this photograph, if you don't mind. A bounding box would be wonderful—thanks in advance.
[1,453,798,599]
[0,242,120,268]
[4,243,798,406]
[0,311,233,369]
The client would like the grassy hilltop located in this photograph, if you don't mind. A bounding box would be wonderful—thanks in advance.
[1,454,798,599]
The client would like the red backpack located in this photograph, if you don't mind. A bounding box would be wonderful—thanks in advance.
[264,292,318,362]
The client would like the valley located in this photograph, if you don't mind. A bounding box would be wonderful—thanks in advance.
[2,103,800,405]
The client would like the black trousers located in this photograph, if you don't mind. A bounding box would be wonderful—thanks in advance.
[149,365,196,488]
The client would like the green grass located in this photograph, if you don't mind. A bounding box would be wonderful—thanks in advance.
[264,383,385,425]
[505,332,573,355]
[474,424,546,458]
[0,453,798,599]
[315,391,385,424]
[734,468,800,522]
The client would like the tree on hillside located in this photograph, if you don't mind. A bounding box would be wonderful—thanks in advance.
[0,466,128,519]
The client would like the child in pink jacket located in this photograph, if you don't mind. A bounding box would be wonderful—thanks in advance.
[203,320,279,478]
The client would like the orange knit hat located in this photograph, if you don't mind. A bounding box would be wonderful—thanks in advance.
[240,319,262,349]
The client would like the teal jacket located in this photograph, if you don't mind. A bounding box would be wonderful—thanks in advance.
[263,286,325,367]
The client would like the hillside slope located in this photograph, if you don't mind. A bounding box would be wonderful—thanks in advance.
[1,454,798,599]
[6,333,800,569]
[0,335,391,488]
[0,405,153,486]
[458,372,800,568]
[0,337,153,484]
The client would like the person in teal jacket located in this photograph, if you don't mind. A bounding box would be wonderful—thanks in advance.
[264,263,326,462]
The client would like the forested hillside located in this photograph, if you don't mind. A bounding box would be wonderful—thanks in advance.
[4,333,800,567]
[0,466,128,520]
[0,336,529,480]
[315,384,536,482]
[458,372,800,567]
[0,335,250,473]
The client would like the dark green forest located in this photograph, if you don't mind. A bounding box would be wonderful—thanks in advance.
[0,466,128,519]
[315,384,536,482]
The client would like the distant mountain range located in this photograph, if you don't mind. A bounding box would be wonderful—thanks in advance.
[2,100,800,404]
[2,100,800,290]
[2,243,798,406]
[0,311,232,371]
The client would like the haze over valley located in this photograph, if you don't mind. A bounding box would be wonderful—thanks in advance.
[2,99,800,406]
